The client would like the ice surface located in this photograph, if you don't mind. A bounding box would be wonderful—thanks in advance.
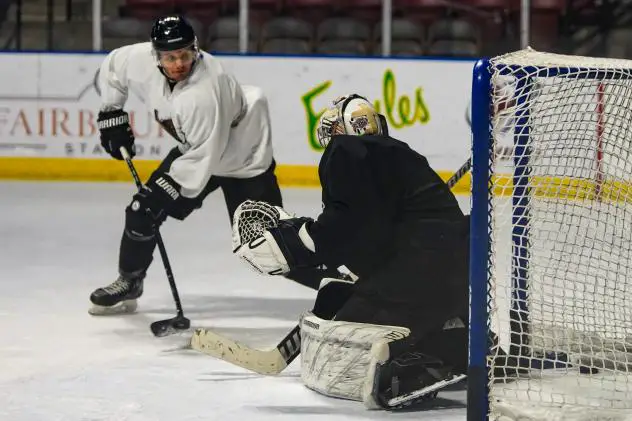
[0,181,468,421]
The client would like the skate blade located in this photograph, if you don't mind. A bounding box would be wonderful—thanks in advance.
[88,299,138,316]
[387,373,467,408]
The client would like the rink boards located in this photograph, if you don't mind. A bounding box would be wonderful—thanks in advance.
[0,52,474,194]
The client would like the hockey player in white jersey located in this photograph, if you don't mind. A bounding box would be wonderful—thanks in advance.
[88,15,285,314]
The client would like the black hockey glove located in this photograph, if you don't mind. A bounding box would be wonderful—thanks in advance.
[97,109,135,160]
[131,173,181,221]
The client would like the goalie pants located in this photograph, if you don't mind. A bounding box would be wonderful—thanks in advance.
[118,147,283,277]
[334,217,470,373]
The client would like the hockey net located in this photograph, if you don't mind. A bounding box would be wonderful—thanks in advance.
[471,49,632,421]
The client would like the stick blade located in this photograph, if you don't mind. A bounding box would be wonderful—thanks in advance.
[150,316,191,337]
[190,327,290,375]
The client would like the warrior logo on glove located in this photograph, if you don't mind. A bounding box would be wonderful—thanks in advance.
[97,109,136,160]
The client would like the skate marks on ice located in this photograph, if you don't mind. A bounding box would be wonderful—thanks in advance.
[113,295,313,355]
[134,294,313,319]
[197,370,301,382]
[254,392,467,418]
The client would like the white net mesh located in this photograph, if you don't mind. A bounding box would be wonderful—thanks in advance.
[485,49,632,420]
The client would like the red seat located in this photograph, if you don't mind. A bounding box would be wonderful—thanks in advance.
[174,0,222,23]
[222,0,282,24]
[338,0,383,24]
[401,0,448,7]
[464,0,506,8]
[459,0,508,49]
[127,0,172,5]
[531,0,565,11]
[508,0,565,11]
[285,0,336,26]
[399,0,449,25]
[505,0,563,50]
[123,0,174,20]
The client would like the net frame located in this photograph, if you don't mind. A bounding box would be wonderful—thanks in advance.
[469,49,632,421]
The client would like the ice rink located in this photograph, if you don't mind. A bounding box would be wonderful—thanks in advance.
[0,181,469,421]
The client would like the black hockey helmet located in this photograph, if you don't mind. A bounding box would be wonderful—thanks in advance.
[150,15,197,52]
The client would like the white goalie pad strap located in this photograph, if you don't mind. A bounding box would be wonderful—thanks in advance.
[298,223,315,252]
[299,312,410,402]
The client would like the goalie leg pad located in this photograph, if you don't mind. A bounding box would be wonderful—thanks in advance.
[299,312,410,402]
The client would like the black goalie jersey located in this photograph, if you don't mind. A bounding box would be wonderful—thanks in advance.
[308,134,470,334]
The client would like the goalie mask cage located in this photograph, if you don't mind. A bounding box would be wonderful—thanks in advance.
[469,48,632,421]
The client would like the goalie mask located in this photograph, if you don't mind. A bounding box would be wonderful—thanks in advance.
[316,94,389,148]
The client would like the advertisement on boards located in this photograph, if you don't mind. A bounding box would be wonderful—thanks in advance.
[0,52,475,185]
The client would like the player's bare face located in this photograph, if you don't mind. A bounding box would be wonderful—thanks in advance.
[159,48,196,81]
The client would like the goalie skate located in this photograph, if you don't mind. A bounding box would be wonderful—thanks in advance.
[88,275,143,315]
[364,339,466,410]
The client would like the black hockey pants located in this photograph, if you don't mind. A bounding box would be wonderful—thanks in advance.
[118,147,283,277]
[334,217,470,373]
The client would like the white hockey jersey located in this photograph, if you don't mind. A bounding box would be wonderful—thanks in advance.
[97,42,273,198]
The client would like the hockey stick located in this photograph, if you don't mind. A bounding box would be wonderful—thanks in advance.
[190,162,473,374]
[446,158,471,189]
[120,147,191,337]
[191,324,301,375]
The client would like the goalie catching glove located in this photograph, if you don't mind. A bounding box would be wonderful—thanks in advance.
[235,216,319,275]
[232,200,320,275]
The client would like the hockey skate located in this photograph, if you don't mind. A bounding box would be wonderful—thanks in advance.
[363,341,466,410]
[89,275,144,315]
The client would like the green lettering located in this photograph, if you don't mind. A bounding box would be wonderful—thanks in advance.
[301,80,332,151]
[302,70,431,151]
[414,88,430,125]
[382,69,402,128]
[374,69,430,129]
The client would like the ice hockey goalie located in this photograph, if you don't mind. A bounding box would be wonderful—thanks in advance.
[233,94,470,409]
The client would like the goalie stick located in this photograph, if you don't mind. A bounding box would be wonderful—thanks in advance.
[446,158,470,189]
[190,161,472,374]
[190,324,301,375]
